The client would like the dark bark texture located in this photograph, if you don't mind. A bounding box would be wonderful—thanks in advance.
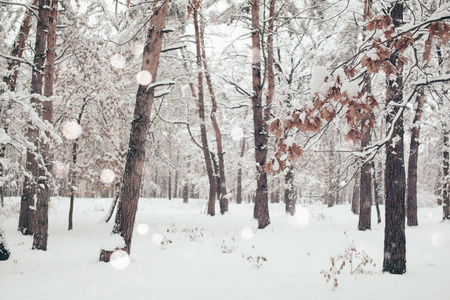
[108,0,169,257]
[285,168,296,216]
[351,175,360,214]
[236,138,245,204]
[193,8,216,217]
[406,90,424,226]
[383,3,406,275]
[443,130,450,220]
[251,0,270,229]
[19,0,51,236]
[359,113,372,230]
[33,0,58,251]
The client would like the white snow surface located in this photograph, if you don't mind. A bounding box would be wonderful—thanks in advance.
[0,197,449,299]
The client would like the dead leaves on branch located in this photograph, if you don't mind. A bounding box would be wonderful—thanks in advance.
[267,70,377,173]
[266,14,450,174]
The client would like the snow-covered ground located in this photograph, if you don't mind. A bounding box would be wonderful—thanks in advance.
[1,197,449,299]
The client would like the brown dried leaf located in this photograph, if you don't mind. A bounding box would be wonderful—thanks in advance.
[343,66,357,78]
[269,119,284,138]
[345,129,363,148]
[393,33,414,52]
[288,143,304,161]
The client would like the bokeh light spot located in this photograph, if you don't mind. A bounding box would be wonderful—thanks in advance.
[230,125,245,141]
[110,53,126,69]
[136,70,152,86]
[100,169,115,184]
[289,206,310,230]
[61,120,82,140]
[137,223,149,235]
[241,227,254,240]
[110,250,130,270]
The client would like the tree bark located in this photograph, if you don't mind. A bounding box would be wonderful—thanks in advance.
[106,0,170,258]
[285,168,296,216]
[2,0,37,92]
[383,3,406,275]
[193,7,216,216]
[182,182,188,203]
[443,129,450,220]
[19,0,50,236]
[372,162,382,224]
[251,0,270,229]
[406,90,424,226]
[236,138,246,204]
[200,17,228,214]
[33,0,57,251]
[351,175,360,214]
[0,219,10,261]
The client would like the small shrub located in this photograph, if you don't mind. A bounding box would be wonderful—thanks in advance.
[244,254,267,269]
[220,237,236,253]
[321,235,376,289]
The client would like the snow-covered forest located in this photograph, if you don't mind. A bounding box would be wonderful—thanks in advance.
[0,0,450,299]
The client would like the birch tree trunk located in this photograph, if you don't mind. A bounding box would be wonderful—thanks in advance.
[105,0,170,257]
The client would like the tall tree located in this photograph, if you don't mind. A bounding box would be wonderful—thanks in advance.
[236,138,246,204]
[358,0,373,231]
[251,0,270,229]
[19,0,50,236]
[2,0,37,92]
[285,168,296,215]
[383,2,406,274]
[32,0,58,251]
[104,0,170,258]
[406,90,425,226]
[192,2,216,216]
[199,16,228,214]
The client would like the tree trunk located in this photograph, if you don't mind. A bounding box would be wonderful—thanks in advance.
[19,0,51,236]
[359,114,372,230]
[383,3,406,275]
[372,162,382,224]
[105,0,170,258]
[182,182,188,204]
[327,132,336,208]
[251,0,270,229]
[236,138,245,204]
[359,159,372,230]
[351,175,360,214]
[443,129,450,220]
[193,7,216,217]
[104,181,120,223]
[200,17,228,214]
[1,1,37,204]
[406,90,424,226]
[0,219,10,261]
[2,0,37,92]
[33,0,57,251]
[285,168,296,216]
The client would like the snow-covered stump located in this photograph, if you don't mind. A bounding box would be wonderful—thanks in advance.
[99,234,125,263]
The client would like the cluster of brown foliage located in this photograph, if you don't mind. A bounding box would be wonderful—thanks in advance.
[267,14,450,173]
